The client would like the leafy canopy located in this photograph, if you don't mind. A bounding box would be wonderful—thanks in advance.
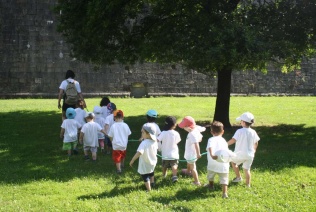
[56,0,316,73]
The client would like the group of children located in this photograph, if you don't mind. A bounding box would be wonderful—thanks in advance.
[60,97,260,198]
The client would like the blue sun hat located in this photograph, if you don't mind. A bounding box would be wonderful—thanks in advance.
[146,109,158,118]
[66,108,76,119]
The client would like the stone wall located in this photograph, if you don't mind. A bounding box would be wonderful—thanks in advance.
[0,0,315,98]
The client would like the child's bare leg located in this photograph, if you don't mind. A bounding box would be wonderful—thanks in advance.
[162,167,168,177]
[92,152,97,160]
[121,158,125,168]
[188,163,199,184]
[171,165,178,177]
[67,149,72,156]
[222,184,228,195]
[244,168,251,186]
[144,180,151,191]
[231,162,241,178]
[116,163,121,172]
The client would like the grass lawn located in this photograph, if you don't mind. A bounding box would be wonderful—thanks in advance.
[0,97,315,211]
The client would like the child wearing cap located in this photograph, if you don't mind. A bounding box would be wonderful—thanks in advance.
[104,102,117,154]
[227,112,260,187]
[178,116,203,186]
[129,123,158,192]
[93,106,107,153]
[205,121,230,198]
[146,109,161,137]
[107,110,131,174]
[157,116,181,183]
[60,108,82,157]
[79,112,107,161]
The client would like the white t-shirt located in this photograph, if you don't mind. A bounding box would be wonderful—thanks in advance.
[206,136,229,173]
[157,130,181,160]
[233,127,260,157]
[59,78,81,93]
[105,114,115,133]
[74,108,86,126]
[94,116,107,139]
[137,139,158,175]
[101,106,110,120]
[81,121,102,147]
[61,119,82,142]
[184,128,203,161]
[108,122,131,150]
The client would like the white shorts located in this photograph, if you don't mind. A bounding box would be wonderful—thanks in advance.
[232,155,254,170]
[207,170,229,185]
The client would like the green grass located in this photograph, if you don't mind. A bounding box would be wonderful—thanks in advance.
[0,97,315,211]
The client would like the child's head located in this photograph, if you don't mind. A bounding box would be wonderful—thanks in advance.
[100,97,110,107]
[146,109,158,122]
[93,106,102,117]
[210,121,224,136]
[76,99,84,109]
[85,112,95,121]
[65,70,75,79]
[142,123,157,141]
[66,108,76,119]
[178,116,196,131]
[163,116,177,131]
[107,103,117,114]
[113,110,124,121]
[236,112,254,127]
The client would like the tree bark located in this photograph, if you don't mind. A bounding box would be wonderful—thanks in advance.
[213,68,232,128]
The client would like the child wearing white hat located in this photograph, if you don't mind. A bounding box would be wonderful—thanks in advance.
[227,112,260,187]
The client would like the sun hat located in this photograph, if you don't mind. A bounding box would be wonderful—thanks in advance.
[143,123,157,141]
[93,106,102,115]
[178,116,196,129]
[113,110,124,118]
[66,108,76,119]
[85,112,95,119]
[107,103,117,112]
[236,112,254,123]
[146,109,158,118]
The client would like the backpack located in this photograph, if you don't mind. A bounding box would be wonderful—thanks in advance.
[64,80,78,105]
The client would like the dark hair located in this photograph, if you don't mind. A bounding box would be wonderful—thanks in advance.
[244,121,253,127]
[65,70,75,79]
[163,116,177,131]
[100,97,111,106]
[147,115,156,122]
[211,121,224,135]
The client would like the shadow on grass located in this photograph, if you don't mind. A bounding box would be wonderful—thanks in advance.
[0,110,315,185]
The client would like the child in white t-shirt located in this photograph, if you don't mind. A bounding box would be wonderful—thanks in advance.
[157,116,181,183]
[129,123,158,192]
[79,112,106,161]
[100,96,111,120]
[74,99,86,154]
[206,121,230,198]
[60,108,82,157]
[138,109,161,142]
[179,116,203,186]
[93,106,107,153]
[228,112,260,187]
[104,102,117,154]
[108,110,131,174]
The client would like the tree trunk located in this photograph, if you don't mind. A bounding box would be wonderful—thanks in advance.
[213,68,232,128]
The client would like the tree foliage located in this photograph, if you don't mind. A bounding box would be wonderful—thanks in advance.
[56,0,316,126]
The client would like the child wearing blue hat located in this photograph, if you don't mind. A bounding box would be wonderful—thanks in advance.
[60,108,82,157]
[146,109,161,137]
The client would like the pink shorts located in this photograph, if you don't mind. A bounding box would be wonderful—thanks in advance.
[112,150,126,163]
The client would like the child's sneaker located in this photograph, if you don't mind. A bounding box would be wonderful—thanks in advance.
[116,170,122,174]
[222,193,228,199]
[191,181,201,186]
[232,177,242,182]
[84,155,90,161]
[171,176,178,183]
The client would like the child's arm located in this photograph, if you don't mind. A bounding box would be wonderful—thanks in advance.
[104,124,109,136]
[227,138,236,146]
[79,132,84,144]
[194,143,201,159]
[208,147,218,160]
[60,128,65,139]
[129,152,141,167]
[254,142,258,152]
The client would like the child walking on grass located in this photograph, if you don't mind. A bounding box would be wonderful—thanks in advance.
[93,106,107,153]
[227,112,260,187]
[205,121,230,198]
[129,123,158,192]
[108,110,131,174]
[60,108,82,157]
[157,116,181,183]
[104,102,117,154]
[178,116,203,186]
[79,112,106,161]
